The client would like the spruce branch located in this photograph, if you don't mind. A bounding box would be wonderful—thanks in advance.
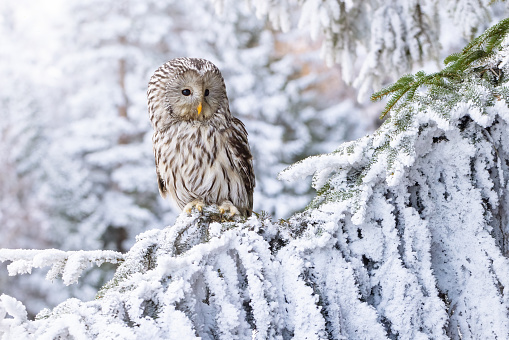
[372,18,509,118]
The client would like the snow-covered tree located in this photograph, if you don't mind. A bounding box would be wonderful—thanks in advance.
[239,0,509,100]
[0,0,55,250]
[3,17,509,339]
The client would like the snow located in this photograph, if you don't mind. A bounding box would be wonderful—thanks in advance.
[0,249,124,285]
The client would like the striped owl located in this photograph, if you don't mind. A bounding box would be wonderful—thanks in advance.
[147,58,255,217]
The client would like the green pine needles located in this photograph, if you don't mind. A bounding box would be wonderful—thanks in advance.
[372,17,509,118]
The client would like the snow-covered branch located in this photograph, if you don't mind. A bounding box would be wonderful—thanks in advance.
[0,249,124,285]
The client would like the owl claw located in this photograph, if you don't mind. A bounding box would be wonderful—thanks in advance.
[218,201,240,217]
[184,200,205,214]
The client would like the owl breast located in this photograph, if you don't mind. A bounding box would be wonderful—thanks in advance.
[154,120,251,214]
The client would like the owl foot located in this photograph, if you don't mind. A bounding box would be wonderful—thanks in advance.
[218,201,240,217]
[184,199,205,214]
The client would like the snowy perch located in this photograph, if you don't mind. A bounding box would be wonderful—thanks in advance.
[0,249,124,285]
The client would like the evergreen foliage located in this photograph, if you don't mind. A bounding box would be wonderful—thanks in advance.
[372,17,509,118]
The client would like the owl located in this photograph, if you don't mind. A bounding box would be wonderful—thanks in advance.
[147,58,255,217]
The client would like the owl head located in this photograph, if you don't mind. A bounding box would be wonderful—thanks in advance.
[148,58,229,129]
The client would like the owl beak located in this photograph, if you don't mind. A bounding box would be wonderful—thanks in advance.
[197,102,202,115]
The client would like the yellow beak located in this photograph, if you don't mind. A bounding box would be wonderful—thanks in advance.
[197,102,202,115]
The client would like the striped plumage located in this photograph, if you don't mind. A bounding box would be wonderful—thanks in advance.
[147,58,255,217]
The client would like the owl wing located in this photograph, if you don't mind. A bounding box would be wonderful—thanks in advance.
[227,117,255,211]
[152,134,168,199]
[156,167,168,199]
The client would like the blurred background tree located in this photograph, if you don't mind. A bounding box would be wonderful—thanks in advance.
[0,0,507,317]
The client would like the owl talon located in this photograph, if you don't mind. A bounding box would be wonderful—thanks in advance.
[184,200,205,214]
[218,201,240,217]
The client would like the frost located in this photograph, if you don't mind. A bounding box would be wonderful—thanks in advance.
[0,249,124,285]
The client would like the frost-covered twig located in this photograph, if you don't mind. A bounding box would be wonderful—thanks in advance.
[0,249,124,285]
[0,295,30,336]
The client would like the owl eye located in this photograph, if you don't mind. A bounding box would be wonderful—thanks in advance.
[182,89,191,96]
[204,89,210,96]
